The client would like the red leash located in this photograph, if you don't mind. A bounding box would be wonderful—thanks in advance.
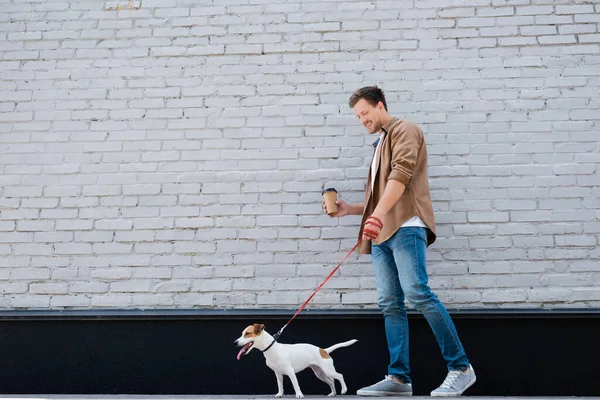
[267,240,363,346]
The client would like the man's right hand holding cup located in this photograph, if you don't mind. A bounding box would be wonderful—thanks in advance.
[323,199,351,217]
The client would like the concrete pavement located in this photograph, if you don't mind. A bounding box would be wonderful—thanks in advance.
[0,396,599,400]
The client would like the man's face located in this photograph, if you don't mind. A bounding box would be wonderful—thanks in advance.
[352,98,385,134]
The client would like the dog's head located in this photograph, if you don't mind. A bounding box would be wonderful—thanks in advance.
[234,323,265,360]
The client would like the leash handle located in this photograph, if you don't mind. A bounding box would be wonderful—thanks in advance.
[281,240,363,331]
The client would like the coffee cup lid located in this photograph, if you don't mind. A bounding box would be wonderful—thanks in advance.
[322,188,337,195]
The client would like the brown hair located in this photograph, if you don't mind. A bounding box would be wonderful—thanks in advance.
[349,85,388,111]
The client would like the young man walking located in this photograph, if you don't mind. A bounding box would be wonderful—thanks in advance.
[324,86,476,397]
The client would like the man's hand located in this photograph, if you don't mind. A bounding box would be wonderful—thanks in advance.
[362,216,383,241]
[323,199,351,217]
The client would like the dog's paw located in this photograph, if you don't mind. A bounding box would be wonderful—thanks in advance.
[327,392,336,397]
[295,394,304,399]
[275,393,283,398]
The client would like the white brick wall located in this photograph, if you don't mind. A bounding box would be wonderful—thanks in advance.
[1,0,599,310]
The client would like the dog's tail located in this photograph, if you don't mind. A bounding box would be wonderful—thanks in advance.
[324,339,358,354]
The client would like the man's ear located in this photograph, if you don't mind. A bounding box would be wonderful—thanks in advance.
[253,323,265,334]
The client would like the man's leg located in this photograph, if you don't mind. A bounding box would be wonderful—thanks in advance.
[372,241,411,383]
[390,227,475,396]
[390,227,469,370]
[356,241,413,396]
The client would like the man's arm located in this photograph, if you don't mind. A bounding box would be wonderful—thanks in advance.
[370,180,406,221]
[324,200,364,217]
[361,180,406,241]
[347,202,365,216]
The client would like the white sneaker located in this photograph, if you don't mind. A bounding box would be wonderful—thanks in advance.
[430,364,476,397]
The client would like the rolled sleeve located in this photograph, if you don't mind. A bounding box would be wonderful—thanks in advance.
[387,121,422,186]
[388,168,412,185]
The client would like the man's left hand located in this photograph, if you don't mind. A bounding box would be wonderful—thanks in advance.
[362,216,383,241]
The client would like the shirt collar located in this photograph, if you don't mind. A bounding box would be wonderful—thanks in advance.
[373,118,397,147]
[381,117,398,134]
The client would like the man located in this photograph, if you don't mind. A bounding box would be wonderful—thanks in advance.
[323,86,476,397]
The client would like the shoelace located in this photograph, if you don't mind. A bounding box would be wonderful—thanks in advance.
[439,370,462,389]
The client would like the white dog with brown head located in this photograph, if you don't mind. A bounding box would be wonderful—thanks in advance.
[235,323,357,398]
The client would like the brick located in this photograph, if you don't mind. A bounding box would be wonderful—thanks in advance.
[30,282,68,294]
[50,296,91,308]
[482,290,527,303]
[50,266,77,278]
[54,243,93,255]
[91,294,132,307]
[11,296,51,308]
[110,280,151,293]
[556,5,595,14]
[257,292,298,305]
[90,268,131,280]
[516,6,553,15]
[539,35,577,45]
[342,292,377,305]
[16,220,54,232]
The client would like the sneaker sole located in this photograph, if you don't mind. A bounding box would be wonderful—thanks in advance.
[357,389,413,397]
[430,376,476,397]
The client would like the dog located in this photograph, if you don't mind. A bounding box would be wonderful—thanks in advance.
[235,323,357,398]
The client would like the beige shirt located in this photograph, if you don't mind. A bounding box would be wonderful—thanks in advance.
[358,118,437,254]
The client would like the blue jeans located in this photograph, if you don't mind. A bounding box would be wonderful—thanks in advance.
[372,227,469,384]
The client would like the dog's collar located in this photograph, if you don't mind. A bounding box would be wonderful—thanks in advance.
[261,330,281,353]
[261,339,277,353]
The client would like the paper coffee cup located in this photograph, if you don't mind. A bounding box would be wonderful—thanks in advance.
[322,188,338,215]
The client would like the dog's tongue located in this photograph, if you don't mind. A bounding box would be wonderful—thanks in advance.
[236,347,245,360]
[236,342,252,360]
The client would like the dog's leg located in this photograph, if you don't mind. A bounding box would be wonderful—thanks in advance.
[320,360,347,395]
[274,372,284,398]
[311,365,336,396]
[335,371,347,395]
[285,369,304,398]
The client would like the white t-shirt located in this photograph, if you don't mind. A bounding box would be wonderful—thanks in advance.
[371,133,427,229]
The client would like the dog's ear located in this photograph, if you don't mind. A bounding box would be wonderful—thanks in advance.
[253,323,265,334]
